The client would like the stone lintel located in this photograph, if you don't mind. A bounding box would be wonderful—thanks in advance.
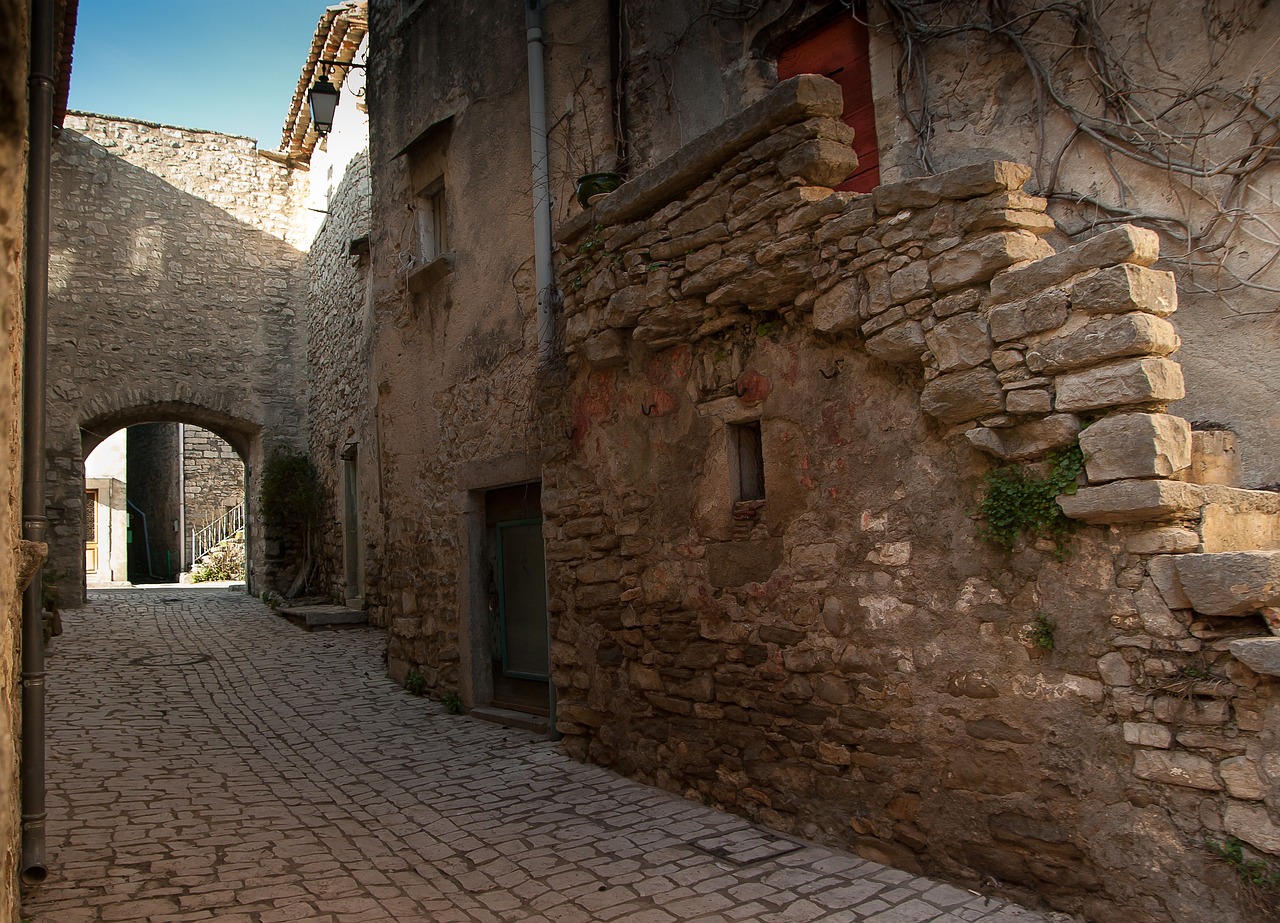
[1058,479,1201,524]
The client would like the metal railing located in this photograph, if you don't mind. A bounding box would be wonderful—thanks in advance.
[190,503,244,568]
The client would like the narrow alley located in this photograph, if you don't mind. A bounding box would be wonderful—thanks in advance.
[21,588,1057,923]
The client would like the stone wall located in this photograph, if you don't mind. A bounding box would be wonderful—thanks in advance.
[304,151,378,608]
[548,75,1280,923]
[127,424,181,582]
[48,114,310,602]
[0,0,27,915]
[181,424,244,560]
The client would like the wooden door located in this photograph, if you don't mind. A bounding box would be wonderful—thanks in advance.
[779,16,880,193]
[85,489,99,575]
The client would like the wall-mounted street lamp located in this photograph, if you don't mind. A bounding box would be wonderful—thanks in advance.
[308,59,366,134]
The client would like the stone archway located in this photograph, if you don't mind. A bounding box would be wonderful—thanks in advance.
[49,385,288,607]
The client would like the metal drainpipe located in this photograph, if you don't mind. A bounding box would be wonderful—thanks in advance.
[525,0,555,364]
[525,0,559,739]
[177,425,185,572]
[21,0,56,884]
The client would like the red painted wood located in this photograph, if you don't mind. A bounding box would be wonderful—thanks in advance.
[778,16,880,192]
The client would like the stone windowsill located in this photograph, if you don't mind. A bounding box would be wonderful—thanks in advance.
[407,253,453,293]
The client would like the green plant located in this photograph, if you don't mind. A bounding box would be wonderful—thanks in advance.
[441,691,463,714]
[978,443,1084,557]
[260,447,323,529]
[1028,613,1056,650]
[1207,836,1280,918]
[190,539,246,582]
[404,669,427,696]
[755,320,776,338]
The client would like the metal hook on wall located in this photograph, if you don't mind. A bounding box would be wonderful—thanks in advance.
[641,402,658,416]
[819,359,844,380]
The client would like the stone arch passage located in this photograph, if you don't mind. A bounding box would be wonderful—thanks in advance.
[63,396,267,606]
[48,114,311,606]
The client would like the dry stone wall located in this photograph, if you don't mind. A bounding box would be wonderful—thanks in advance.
[47,114,310,602]
[0,0,28,914]
[549,75,1280,923]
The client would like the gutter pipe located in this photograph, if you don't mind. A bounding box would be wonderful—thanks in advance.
[21,0,56,884]
[525,0,559,739]
[525,0,555,364]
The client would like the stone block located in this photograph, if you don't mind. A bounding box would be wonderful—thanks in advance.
[874,161,1033,214]
[1029,313,1180,375]
[920,367,1004,423]
[1054,357,1184,412]
[1132,750,1221,790]
[666,194,729,238]
[965,414,1080,461]
[580,330,628,368]
[1228,638,1280,677]
[889,261,931,305]
[1175,552,1280,616]
[864,320,926,364]
[929,231,1052,293]
[1005,390,1051,415]
[989,224,1161,305]
[1224,801,1280,856]
[1200,501,1280,553]
[776,139,860,186]
[1078,413,1191,484]
[1058,479,1202,524]
[1190,429,1241,487]
[1148,554,1194,608]
[812,283,861,334]
[1097,652,1133,686]
[1123,722,1172,748]
[1219,756,1267,800]
[989,289,1070,343]
[1068,263,1178,317]
[925,312,991,372]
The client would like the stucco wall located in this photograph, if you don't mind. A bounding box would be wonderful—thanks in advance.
[0,0,27,915]
[47,114,311,602]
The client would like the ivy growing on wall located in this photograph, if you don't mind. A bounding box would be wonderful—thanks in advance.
[978,443,1084,557]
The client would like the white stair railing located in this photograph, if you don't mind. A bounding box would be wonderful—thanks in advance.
[190,503,245,567]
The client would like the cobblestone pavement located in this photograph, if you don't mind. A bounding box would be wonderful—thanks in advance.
[21,588,1058,923]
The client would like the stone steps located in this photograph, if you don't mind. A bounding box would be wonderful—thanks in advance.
[277,604,368,631]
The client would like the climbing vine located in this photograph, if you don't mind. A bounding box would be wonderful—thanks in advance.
[869,0,1280,307]
[978,443,1084,556]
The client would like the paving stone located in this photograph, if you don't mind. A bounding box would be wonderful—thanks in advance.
[21,588,1055,923]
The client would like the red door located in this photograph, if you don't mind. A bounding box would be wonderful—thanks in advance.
[779,16,880,193]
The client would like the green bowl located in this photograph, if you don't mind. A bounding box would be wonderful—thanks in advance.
[575,172,624,208]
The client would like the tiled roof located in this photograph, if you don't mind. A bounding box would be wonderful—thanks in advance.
[55,0,80,128]
[278,0,368,162]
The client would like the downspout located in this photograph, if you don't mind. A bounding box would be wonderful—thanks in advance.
[525,0,559,738]
[525,0,555,364]
[21,0,56,884]
[177,425,185,572]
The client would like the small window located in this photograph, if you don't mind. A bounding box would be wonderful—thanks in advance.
[732,421,765,502]
[415,180,447,263]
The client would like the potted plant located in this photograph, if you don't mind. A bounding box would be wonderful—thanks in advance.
[575,171,624,207]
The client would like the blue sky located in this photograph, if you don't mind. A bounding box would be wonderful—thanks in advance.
[68,1,333,148]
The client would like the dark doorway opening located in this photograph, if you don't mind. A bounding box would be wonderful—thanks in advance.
[484,483,549,716]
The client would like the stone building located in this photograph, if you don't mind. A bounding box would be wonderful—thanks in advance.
[292,1,1280,921]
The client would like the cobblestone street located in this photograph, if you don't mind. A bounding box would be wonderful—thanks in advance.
[20,588,1057,923]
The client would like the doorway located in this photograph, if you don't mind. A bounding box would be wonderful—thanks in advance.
[484,483,549,716]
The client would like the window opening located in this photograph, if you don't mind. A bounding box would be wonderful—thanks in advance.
[732,421,766,502]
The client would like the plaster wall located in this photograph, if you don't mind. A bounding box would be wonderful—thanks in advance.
[0,0,27,915]
[47,114,311,603]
